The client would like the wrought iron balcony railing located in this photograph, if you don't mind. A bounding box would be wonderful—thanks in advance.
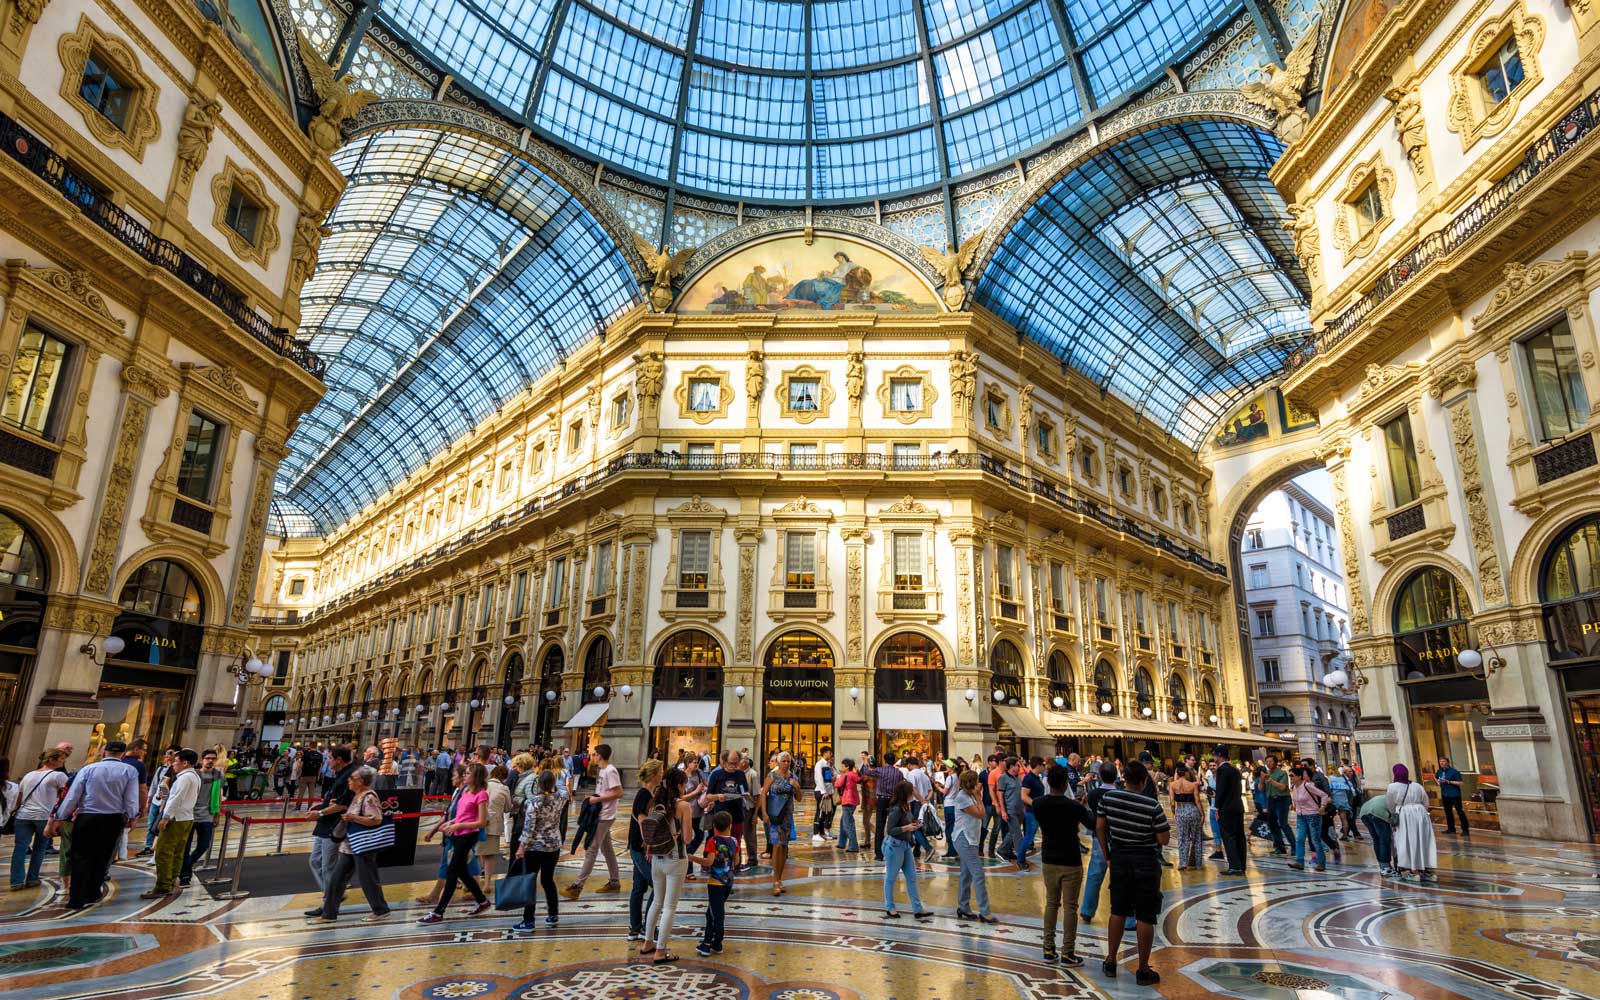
[0,110,325,378]
[1291,83,1600,366]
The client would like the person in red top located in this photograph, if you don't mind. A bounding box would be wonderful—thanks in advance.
[836,759,862,852]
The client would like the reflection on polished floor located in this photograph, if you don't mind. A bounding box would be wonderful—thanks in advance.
[3,805,1596,1000]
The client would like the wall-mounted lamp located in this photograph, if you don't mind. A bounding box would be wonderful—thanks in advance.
[352,711,362,720]
[592,686,605,700]
[734,685,748,701]
[415,705,426,714]
[1052,696,1064,709]
[80,634,125,665]
[847,686,860,703]
[545,690,557,702]
[439,702,451,713]
[322,715,332,725]
[1177,710,1187,721]
[619,684,633,702]
[992,689,1007,704]
[964,688,978,703]
[1235,717,1246,728]
[1141,706,1153,717]
[391,707,401,717]
[469,698,482,710]
[504,695,516,706]
[1100,701,1113,714]
[1208,714,1220,724]
[1457,645,1505,678]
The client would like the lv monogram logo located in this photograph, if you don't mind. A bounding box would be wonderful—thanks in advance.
[903,678,915,692]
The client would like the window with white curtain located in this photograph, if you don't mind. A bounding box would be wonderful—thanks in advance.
[679,531,710,590]
[785,533,815,589]
[893,532,922,589]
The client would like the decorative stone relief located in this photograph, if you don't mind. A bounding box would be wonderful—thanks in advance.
[1446,400,1506,605]
[33,267,121,325]
[58,16,161,160]
[736,537,755,663]
[949,351,978,419]
[290,211,331,294]
[1446,1,1545,150]
[298,31,378,155]
[845,543,863,663]
[1330,464,1370,634]
[1239,21,1321,142]
[956,545,974,666]
[627,544,648,661]
[1283,203,1320,286]
[633,352,665,413]
[85,399,148,594]
[175,96,220,185]
[230,464,276,624]
[1385,84,1431,186]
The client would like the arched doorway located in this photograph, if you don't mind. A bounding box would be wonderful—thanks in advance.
[0,511,48,758]
[651,629,725,761]
[762,630,833,780]
[564,636,613,752]
[873,631,945,763]
[1541,515,1600,834]
[1392,566,1496,819]
[495,653,524,750]
[107,559,206,752]
[533,646,564,748]
[1047,651,1073,711]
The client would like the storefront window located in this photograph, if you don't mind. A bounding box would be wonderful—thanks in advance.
[1169,674,1189,721]
[101,559,206,751]
[1135,668,1155,715]
[0,511,48,759]
[1047,651,1073,710]
[1408,700,1499,806]
[1541,516,1600,664]
[874,632,946,763]
[653,629,727,760]
[1393,567,1472,679]
[534,646,564,746]
[582,637,611,702]
[1093,660,1116,713]
[990,639,1025,705]
[764,631,832,780]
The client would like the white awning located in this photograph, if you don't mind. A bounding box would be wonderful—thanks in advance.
[877,702,946,731]
[562,701,610,729]
[993,703,1051,740]
[649,699,720,729]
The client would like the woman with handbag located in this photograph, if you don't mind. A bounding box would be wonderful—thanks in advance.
[313,765,390,922]
[510,769,564,934]
[758,752,797,896]
[418,763,492,924]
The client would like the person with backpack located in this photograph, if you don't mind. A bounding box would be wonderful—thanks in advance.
[511,769,565,934]
[639,767,693,963]
[296,746,323,801]
[810,747,836,844]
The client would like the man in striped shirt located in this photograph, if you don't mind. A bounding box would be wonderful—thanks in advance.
[1093,759,1168,986]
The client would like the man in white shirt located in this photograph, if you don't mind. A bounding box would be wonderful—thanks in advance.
[811,747,836,844]
[145,749,200,897]
[563,743,622,898]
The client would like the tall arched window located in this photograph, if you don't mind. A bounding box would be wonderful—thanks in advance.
[1168,673,1189,721]
[656,629,726,699]
[990,638,1026,705]
[0,511,49,660]
[1541,516,1600,664]
[1134,667,1155,716]
[1047,651,1073,710]
[1093,660,1116,713]
[874,631,945,703]
[1393,567,1471,679]
[1200,679,1219,724]
[0,511,47,590]
[119,560,203,623]
[582,636,613,702]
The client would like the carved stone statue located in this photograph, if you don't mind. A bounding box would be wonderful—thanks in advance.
[1386,85,1429,180]
[918,232,983,310]
[175,97,220,184]
[634,352,665,404]
[1283,202,1320,280]
[290,211,332,291]
[1241,23,1321,143]
[631,234,695,311]
[297,32,378,156]
[745,351,765,400]
[950,351,979,417]
[845,352,865,406]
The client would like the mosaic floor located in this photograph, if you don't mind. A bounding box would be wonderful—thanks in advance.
[3,805,1597,1000]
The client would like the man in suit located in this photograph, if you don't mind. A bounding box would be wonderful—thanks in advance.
[1211,747,1247,875]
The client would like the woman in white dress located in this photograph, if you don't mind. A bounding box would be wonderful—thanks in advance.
[1386,763,1437,882]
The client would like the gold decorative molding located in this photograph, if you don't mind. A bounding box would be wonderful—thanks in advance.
[210,158,281,266]
[773,364,835,423]
[949,351,977,420]
[675,364,733,424]
[85,398,148,595]
[1331,152,1395,264]
[1445,399,1507,606]
[31,267,121,326]
[1283,202,1322,295]
[875,363,937,424]
[1446,0,1545,151]
[57,15,161,161]
[1385,82,1433,189]
[290,210,331,296]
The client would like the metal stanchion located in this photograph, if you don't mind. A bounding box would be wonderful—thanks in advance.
[202,810,232,882]
[217,817,251,899]
[271,795,291,856]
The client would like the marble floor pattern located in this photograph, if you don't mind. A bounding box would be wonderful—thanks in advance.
[2,810,1597,1000]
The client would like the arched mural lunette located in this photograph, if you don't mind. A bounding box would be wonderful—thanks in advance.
[676,217,947,302]
[966,91,1275,283]
[344,99,649,277]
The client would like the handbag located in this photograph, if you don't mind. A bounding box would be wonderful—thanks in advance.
[494,855,540,911]
[919,802,943,840]
[346,794,396,854]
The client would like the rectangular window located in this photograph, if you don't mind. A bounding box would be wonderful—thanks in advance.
[1524,319,1590,442]
[511,572,527,619]
[1478,36,1525,105]
[688,379,719,411]
[224,185,264,245]
[532,444,545,473]
[785,533,815,589]
[568,421,583,452]
[679,531,710,590]
[79,53,133,129]
[891,443,919,469]
[892,532,922,590]
[889,378,920,411]
[1168,601,1183,639]
[788,378,820,411]
[405,609,416,646]
[686,442,714,468]
[1036,423,1052,455]
[1262,657,1281,683]
[499,461,514,491]
[384,619,395,653]
[450,593,465,634]
[1382,414,1422,507]
[1134,591,1148,633]
[1353,180,1383,234]
[611,393,631,428]
[994,544,1016,600]
[789,443,818,468]
[1256,609,1276,637]
[1199,611,1211,649]
[478,583,495,627]
[548,557,567,607]
[288,577,306,596]
[1246,528,1264,549]
[1249,564,1268,589]
[1049,561,1067,613]
[176,410,223,502]
[426,604,438,640]
[591,541,613,595]
[2,325,72,438]
[986,396,1004,428]
[1094,576,1110,622]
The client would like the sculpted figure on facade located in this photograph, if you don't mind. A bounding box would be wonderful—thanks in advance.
[175,97,221,184]
[918,232,983,309]
[298,32,378,156]
[745,351,765,401]
[1283,203,1320,282]
[634,352,665,409]
[1386,85,1430,181]
[632,235,695,311]
[950,351,979,418]
[845,352,865,408]
[1240,23,1321,143]
[290,212,332,293]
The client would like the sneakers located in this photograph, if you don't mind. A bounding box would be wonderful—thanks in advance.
[712,943,723,954]
[596,880,622,893]
[1102,958,1118,978]
[1043,946,1058,962]
[1207,851,1225,860]
[465,900,492,916]
[811,835,825,845]
[512,920,537,935]
[416,912,443,925]
[1288,863,1306,870]
[627,930,644,941]
[139,889,170,899]
[1135,968,1161,986]
[135,848,154,858]
[363,910,390,922]
[1314,865,1326,872]
[560,884,583,900]
[545,915,559,927]
[695,944,712,957]
[1061,953,1085,968]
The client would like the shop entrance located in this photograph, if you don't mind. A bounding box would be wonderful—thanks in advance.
[651,629,725,762]
[764,711,832,781]
[104,559,205,753]
[874,631,947,764]
[762,630,835,784]
[1569,692,1600,837]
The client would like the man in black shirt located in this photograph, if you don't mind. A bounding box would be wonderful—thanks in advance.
[303,745,356,917]
[1034,764,1093,966]
[1212,747,1247,875]
[701,750,749,869]
[1095,759,1168,986]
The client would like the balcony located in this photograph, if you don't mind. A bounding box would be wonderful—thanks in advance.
[876,586,943,623]
[0,110,323,377]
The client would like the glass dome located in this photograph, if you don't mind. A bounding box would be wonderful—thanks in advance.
[377,0,1240,201]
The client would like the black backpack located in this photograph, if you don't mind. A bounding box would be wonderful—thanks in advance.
[639,802,677,855]
[300,750,323,774]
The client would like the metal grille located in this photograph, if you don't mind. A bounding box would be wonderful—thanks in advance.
[0,427,57,477]
[893,592,926,610]
[1534,433,1597,484]
[1386,505,1426,541]
[784,590,818,609]
[676,591,709,609]
[171,497,214,533]
[589,598,608,616]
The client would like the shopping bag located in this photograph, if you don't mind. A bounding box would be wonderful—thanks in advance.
[495,856,538,911]
[347,818,396,855]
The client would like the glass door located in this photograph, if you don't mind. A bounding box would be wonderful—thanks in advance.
[1569,694,1600,836]
[763,717,832,788]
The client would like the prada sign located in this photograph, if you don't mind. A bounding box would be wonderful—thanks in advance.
[1394,623,1470,679]
[111,613,203,669]
[1543,595,1600,664]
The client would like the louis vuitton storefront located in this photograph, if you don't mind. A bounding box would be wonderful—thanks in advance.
[650,629,725,760]
[763,630,834,779]
[101,559,207,753]
[873,631,947,763]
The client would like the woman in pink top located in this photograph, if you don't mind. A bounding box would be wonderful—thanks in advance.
[418,762,491,923]
[1288,768,1331,872]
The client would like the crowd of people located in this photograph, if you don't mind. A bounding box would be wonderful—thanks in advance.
[0,735,1461,985]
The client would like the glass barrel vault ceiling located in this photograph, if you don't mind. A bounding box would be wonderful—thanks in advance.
[378,0,1242,200]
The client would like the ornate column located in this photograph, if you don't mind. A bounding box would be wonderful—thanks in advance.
[603,522,651,773]
[839,521,869,747]
[726,515,761,755]
[948,522,990,758]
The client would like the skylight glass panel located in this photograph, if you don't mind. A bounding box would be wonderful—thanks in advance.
[678,130,807,199]
[942,65,1078,175]
[814,130,941,199]
[536,72,676,176]
[933,1,1063,115]
[811,63,930,140]
[1077,0,1212,100]
[811,0,919,69]
[687,67,807,141]
[556,6,684,118]
[384,0,551,109]
[697,0,807,71]
[583,0,691,47]
[921,0,1031,48]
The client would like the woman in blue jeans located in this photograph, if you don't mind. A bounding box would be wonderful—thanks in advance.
[881,783,931,920]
